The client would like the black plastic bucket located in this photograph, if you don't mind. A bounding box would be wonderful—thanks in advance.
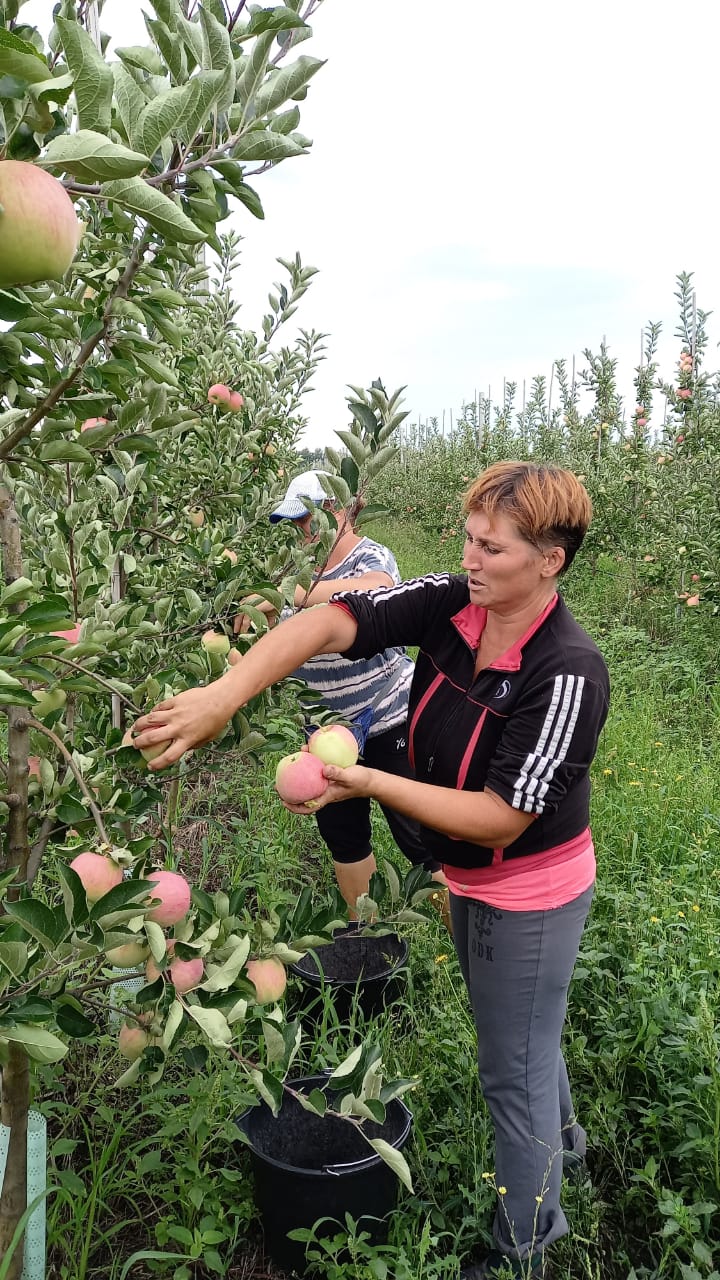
[290,925,409,1022]
[237,1073,413,1275]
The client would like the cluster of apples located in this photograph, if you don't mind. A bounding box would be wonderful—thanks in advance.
[274,725,359,806]
[68,851,288,1059]
[207,383,244,413]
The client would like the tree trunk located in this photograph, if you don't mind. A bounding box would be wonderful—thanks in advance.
[0,1043,31,1280]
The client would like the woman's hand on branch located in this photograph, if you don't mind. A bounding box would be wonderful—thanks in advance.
[132,676,241,770]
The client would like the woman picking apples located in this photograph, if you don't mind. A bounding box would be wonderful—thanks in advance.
[134,462,609,1280]
[233,470,449,915]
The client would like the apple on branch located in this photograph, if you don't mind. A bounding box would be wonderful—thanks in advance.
[0,160,81,288]
[207,384,244,412]
[122,727,172,765]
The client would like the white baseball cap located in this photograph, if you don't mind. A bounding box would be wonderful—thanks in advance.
[269,471,331,522]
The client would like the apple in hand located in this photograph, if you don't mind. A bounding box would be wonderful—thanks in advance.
[275,751,328,805]
[307,725,359,768]
[0,160,82,288]
[201,629,231,656]
[122,727,172,765]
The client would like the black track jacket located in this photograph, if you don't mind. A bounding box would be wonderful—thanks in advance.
[332,574,610,871]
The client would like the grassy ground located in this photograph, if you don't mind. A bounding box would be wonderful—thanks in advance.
[43,519,720,1280]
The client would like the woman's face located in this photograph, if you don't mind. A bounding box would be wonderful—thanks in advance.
[462,509,557,613]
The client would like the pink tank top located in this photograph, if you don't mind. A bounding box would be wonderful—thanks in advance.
[444,828,596,911]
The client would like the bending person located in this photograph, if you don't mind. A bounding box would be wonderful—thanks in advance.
[237,469,448,913]
[135,462,609,1280]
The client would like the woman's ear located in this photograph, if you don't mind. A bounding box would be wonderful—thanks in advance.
[541,546,566,577]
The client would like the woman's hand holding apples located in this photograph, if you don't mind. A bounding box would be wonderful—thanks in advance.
[280,764,375,814]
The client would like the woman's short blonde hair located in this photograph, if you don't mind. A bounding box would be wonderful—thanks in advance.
[462,461,592,573]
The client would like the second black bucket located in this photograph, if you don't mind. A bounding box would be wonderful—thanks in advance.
[237,1073,413,1275]
[290,924,409,1021]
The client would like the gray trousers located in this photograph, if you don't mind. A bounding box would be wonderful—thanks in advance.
[450,883,594,1259]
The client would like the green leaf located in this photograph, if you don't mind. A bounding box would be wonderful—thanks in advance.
[0,29,49,85]
[136,80,203,157]
[250,1066,283,1115]
[237,30,275,117]
[253,55,325,117]
[38,440,95,464]
[115,45,166,77]
[245,8,308,36]
[0,1025,68,1064]
[201,936,251,992]
[144,16,187,85]
[56,862,90,929]
[175,69,226,143]
[100,178,204,244]
[112,64,150,148]
[233,131,306,162]
[186,1004,232,1048]
[367,1139,414,1192]
[335,430,367,468]
[0,289,33,321]
[329,1044,363,1081]
[0,941,28,978]
[132,350,179,387]
[340,455,360,496]
[41,130,150,181]
[17,599,74,631]
[56,17,114,133]
[0,577,35,605]
[199,7,233,75]
[90,877,156,927]
[3,898,66,950]
[55,1002,96,1038]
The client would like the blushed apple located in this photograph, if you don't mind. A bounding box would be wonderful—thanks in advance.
[0,160,82,288]
[275,751,328,805]
[246,957,287,1004]
[70,851,124,903]
[146,869,192,926]
[307,724,359,768]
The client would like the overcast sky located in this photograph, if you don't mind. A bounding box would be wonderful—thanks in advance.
[25,0,720,446]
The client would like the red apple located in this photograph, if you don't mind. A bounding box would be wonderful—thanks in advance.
[0,160,82,288]
[274,751,328,805]
[146,870,192,926]
[70,851,124,903]
[80,418,108,432]
[146,943,204,993]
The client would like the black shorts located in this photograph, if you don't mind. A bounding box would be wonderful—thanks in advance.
[314,723,440,872]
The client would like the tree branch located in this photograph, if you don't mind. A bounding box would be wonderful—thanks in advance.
[23,719,112,848]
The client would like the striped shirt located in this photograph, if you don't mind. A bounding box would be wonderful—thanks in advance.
[286,538,413,737]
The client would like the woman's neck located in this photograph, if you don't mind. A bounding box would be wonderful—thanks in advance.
[481,588,557,651]
[325,524,362,571]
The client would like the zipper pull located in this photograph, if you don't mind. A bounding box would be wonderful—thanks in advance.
[427,756,434,773]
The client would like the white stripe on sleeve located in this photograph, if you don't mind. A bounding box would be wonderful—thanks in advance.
[512,675,586,813]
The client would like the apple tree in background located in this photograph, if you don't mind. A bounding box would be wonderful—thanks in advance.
[0,4,424,1273]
